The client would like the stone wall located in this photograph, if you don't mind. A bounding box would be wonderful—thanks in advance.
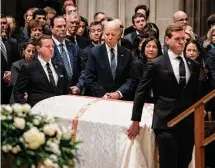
[76,0,182,41]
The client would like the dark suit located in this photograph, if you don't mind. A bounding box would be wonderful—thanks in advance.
[1,37,20,104]
[120,38,132,50]
[132,54,200,168]
[85,44,135,100]
[52,39,85,90]
[124,25,136,36]
[13,59,69,107]
[207,48,215,120]
[66,34,90,49]
[123,31,138,46]
[10,59,27,103]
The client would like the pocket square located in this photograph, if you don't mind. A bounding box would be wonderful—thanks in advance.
[60,75,64,77]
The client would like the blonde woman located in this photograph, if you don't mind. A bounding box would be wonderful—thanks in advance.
[203,25,215,52]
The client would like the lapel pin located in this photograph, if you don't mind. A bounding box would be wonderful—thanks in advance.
[121,55,123,57]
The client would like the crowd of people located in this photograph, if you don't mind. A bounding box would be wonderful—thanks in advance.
[1,0,215,167]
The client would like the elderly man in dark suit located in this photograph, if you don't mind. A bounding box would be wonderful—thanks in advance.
[1,14,20,104]
[50,15,85,95]
[128,24,201,168]
[85,20,135,100]
[13,35,70,107]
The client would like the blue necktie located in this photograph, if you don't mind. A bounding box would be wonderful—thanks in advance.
[59,43,73,81]
[110,48,117,79]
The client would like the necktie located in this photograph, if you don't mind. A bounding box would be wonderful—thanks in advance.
[1,38,7,62]
[110,48,117,79]
[177,56,186,89]
[46,62,56,89]
[59,44,73,81]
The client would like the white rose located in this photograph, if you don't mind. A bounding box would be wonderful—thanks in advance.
[12,103,23,114]
[14,117,25,129]
[53,163,59,168]
[43,158,54,167]
[1,115,6,120]
[4,105,13,114]
[22,104,31,113]
[45,116,55,123]
[46,142,61,155]
[33,119,40,126]
[23,127,45,149]
[2,145,10,153]
[12,147,18,154]
[43,123,58,136]
[7,116,12,120]
[16,145,21,152]
[50,154,58,162]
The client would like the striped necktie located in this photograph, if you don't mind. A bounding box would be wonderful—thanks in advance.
[59,43,73,81]
[1,38,7,62]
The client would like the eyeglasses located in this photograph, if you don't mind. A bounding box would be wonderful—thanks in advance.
[176,18,189,22]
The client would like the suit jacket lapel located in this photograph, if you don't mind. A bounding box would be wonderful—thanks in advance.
[65,40,74,71]
[101,44,113,78]
[183,56,193,90]
[53,42,63,63]
[51,61,61,88]
[116,45,124,78]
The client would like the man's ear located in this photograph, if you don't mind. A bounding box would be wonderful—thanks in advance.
[165,36,170,45]
[36,46,40,52]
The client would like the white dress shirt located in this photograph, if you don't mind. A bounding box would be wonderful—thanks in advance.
[105,44,118,67]
[52,35,72,69]
[168,50,190,83]
[38,56,58,85]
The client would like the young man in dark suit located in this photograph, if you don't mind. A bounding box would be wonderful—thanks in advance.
[124,13,146,46]
[85,21,135,100]
[50,15,85,95]
[128,24,201,168]
[13,35,70,107]
[1,15,20,104]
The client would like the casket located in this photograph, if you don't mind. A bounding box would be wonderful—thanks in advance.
[31,95,195,168]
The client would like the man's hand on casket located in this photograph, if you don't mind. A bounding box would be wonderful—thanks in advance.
[70,86,80,95]
[127,121,140,139]
[106,92,121,99]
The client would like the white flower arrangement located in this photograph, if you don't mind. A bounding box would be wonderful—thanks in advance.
[1,104,80,168]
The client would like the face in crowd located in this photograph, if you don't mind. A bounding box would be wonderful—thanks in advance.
[89,24,102,44]
[25,9,33,24]
[37,38,54,60]
[166,30,186,55]
[23,43,36,63]
[133,16,146,33]
[51,17,67,39]
[30,26,43,40]
[77,20,85,36]
[35,14,46,25]
[103,21,121,48]
[144,40,159,60]
[66,14,80,36]
[185,42,199,60]
[174,11,189,27]
[0,17,8,37]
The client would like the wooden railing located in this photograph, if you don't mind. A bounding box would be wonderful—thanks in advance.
[168,89,215,168]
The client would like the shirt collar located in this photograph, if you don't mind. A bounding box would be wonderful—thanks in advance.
[52,35,66,46]
[38,55,52,68]
[168,49,184,60]
[105,43,118,53]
